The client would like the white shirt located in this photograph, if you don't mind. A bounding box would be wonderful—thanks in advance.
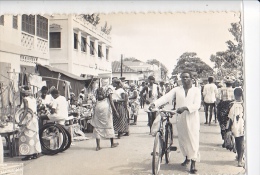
[203,83,218,103]
[228,101,244,137]
[42,94,53,105]
[52,96,68,118]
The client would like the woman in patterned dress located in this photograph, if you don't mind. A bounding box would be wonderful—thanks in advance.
[217,76,235,147]
[112,78,130,139]
[90,78,119,151]
[18,86,41,161]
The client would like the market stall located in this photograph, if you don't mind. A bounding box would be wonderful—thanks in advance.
[36,64,99,136]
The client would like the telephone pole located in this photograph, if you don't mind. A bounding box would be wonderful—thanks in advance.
[120,54,123,78]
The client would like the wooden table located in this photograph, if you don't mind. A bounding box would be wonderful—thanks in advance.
[0,129,18,158]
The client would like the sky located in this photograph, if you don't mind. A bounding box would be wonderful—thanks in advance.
[98,2,242,73]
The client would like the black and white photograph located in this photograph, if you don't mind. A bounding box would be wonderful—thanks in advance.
[0,1,259,175]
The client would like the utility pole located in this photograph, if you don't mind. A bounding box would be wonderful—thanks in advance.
[120,54,123,78]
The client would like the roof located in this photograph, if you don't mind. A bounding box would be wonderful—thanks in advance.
[37,64,96,81]
[123,60,151,68]
[112,61,136,73]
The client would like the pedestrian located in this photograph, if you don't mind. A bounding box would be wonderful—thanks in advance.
[128,83,139,125]
[140,75,159,134]
[158,81,165,98]
[112,78,130,138]
[139,82,146,109]
[18,86,41,161]
[150,70,201,174]
[90,78,119,151]
[226,87,245,167]
[217,76,235,147]
[203,76,218,125]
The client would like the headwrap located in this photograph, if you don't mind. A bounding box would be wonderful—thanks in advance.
[20,87,32,95]
[101,78,110,87]
[148,75,155,80]
[224,75,235,84]
[129,83,136,89]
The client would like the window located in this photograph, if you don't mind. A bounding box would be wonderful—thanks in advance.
[22,15,35,35]
[50,32,61,48]
[106,48,109,60]
[90,41,95,55]
[74,33,78,49]
[13,15,18,29]
[0,15,4,25]
[37,15,48,40]
[81,37,86,52]
[98,45,103,58]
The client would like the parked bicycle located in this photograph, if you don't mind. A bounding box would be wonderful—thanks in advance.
[147,108,177,175]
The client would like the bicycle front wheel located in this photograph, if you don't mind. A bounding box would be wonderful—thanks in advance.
[165,124,173,164]
[152,132,163,175]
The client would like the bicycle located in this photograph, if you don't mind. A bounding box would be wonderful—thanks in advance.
[147,108,177,175]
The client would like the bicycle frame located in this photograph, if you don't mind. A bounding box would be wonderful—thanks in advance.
[151,108,175,175]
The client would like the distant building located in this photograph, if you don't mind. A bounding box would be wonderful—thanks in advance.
[48,15,112,77]
[112,61,142,83]
[123,60,162,82]
[0,14,49,76]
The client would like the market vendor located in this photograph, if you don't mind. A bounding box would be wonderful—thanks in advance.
[37,86,53,128]
[18,86,41,161]
[48,89,69,125]
[39,88,68,125]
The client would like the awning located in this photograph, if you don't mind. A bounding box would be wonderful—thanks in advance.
[36,64,97,97]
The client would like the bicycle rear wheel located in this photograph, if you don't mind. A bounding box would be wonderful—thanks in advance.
[152,132,163,175]
[39,123,67,155]
[165,124,173,164]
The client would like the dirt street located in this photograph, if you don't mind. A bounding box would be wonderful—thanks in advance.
[4,106,245,175]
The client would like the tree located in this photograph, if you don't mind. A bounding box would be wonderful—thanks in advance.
[101,21,112,35]
[146,59,169,81]
[123,57,140,62]
[210,19,243,80]
[82,14,100,26]
[172,52,214,78]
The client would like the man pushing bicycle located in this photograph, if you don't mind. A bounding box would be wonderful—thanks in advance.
[149,70,201,174]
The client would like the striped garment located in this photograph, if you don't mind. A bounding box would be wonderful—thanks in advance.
[113,101,129,133]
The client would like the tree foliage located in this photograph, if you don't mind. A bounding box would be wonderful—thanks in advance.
[172,52,214,78]
[123,57,140,62]
[146,59,168,73]
[82,14,100,26]
[210,21,243,80]
[101,21,112,35]
[146,59,168,81]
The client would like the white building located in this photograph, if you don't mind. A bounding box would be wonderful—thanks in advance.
[123,60,162,82]
[0,14,49,76]
[48,15,112,77]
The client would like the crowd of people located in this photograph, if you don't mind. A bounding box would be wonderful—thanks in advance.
[14,71,245,174]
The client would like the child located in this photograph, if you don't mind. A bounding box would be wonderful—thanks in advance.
[226,87,245,167]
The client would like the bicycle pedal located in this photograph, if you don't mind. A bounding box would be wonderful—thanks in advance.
[170,146,177,151]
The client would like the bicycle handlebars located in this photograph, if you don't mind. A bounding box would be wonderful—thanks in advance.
[145,109,176,115]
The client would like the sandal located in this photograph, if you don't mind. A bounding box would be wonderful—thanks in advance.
[21,156,33,161]
[32,154,39,159]
[111,143,119,148]
[96,147,101,151]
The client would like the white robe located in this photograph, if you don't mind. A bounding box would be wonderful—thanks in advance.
[154,86,201,160]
